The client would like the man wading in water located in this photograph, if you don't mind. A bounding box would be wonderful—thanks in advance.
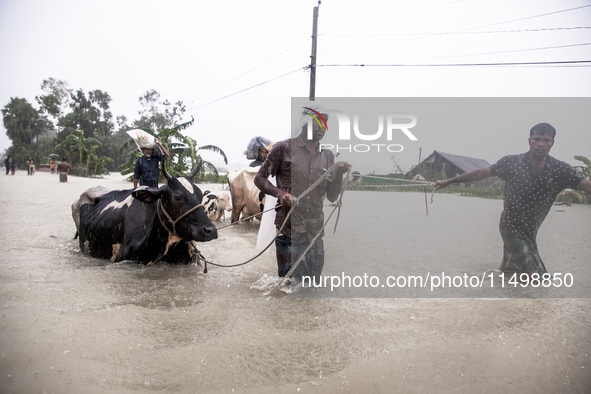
[255,106,350,289]
[434,123,591,280]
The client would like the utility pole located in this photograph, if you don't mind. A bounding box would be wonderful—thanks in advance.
[417,147,422,173]
[309,1,320,101]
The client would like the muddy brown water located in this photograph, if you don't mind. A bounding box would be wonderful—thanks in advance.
[0,171,590,393]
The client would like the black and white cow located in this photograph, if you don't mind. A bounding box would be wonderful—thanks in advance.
[75,162,217,264]
[201,190,232,222]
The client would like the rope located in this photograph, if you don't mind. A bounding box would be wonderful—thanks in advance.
[333,166,351,234]
[351,183,434,188]
[353,174,440,205]
[157,199,205,238]
[215,204,280,230]
[192,160,343,270]
[359,175,434,184]
[265,164,351,295]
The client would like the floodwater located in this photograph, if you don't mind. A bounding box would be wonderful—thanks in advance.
[1,170,590,393]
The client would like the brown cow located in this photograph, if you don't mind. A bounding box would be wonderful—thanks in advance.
[227,167,265,223]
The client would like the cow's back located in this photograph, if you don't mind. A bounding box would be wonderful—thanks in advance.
[72,186,112,232]
[78,189,140,259]
[228,167,265,222]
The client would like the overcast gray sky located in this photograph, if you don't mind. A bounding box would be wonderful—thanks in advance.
[1,0,590,172]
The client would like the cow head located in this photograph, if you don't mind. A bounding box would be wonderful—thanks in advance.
[132,161,218,242]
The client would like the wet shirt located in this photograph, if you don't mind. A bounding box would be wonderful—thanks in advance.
[56,161,71,172]
[490,152,584,244]
[134,152,164,188]
[260,133,335,237]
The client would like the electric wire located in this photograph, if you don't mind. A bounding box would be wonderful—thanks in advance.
[184,4,591,115]
[319,60,591,68]
[324,26,591,38]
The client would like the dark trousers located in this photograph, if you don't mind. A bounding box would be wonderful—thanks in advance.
[499,228,547,274]
[275,233,325,282]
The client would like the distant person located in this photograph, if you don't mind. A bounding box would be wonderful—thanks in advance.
[434,123,591,279]
[25,157,35,175]
[133,138,170,188]
[9,157,16,175]
[57,157,72,182]
[246,136,272,167]
[4,156,9,175]
[49,159,56,174]
[249,147,269,167]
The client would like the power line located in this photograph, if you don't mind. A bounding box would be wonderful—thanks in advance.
[323,26,591,37]
[321,0,467,36]
[456,4,591,32]
[184,4,591,115]
[190,37,310,103]
[187,67,306,114]
[319,60,591,67]
[406,42,591,63]
[319,5,591,58]
[187,57,590,113]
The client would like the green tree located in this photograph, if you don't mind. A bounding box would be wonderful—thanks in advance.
[35,77,72,129]
[2,97,47,146]
[57,89,114,140]
[555,155,591,205]
[55,88,116,170]
[86,144,113,177]
[2,97,50,167]
[54,129,104,176]
[119,117,228,181]
[134,89,186,132]
[574,155,591,179]
[556,189,586,205]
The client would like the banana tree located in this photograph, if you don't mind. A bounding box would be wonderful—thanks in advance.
[86,144,113,177]
[119,116,227,181]
[556,189,587,206]
[556,155,591,205]
[574,155,591,179]
[54,129,101,174]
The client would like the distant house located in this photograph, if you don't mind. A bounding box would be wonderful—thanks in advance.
[408,150,493,187]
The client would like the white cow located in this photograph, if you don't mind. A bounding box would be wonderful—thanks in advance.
[201,191,232,222]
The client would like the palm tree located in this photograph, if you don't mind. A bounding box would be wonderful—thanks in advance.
[574,155,591,179]
[556,189,586,206]
[119,116,227,181]
[86,145,113,177]
[556,155,591,205]
[54,129,101,175]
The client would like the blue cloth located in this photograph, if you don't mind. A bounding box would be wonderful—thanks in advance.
[134,152,164,188]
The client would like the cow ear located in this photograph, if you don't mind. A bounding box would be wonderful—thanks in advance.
[207,193,217,200]
[132,185,167,203]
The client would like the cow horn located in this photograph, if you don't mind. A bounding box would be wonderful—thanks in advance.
[162,160,172,181]
[188,160,203,181]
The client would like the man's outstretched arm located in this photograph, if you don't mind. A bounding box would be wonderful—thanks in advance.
[434,167,493,191]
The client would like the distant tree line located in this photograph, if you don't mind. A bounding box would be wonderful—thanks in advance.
[1,78,226,179]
